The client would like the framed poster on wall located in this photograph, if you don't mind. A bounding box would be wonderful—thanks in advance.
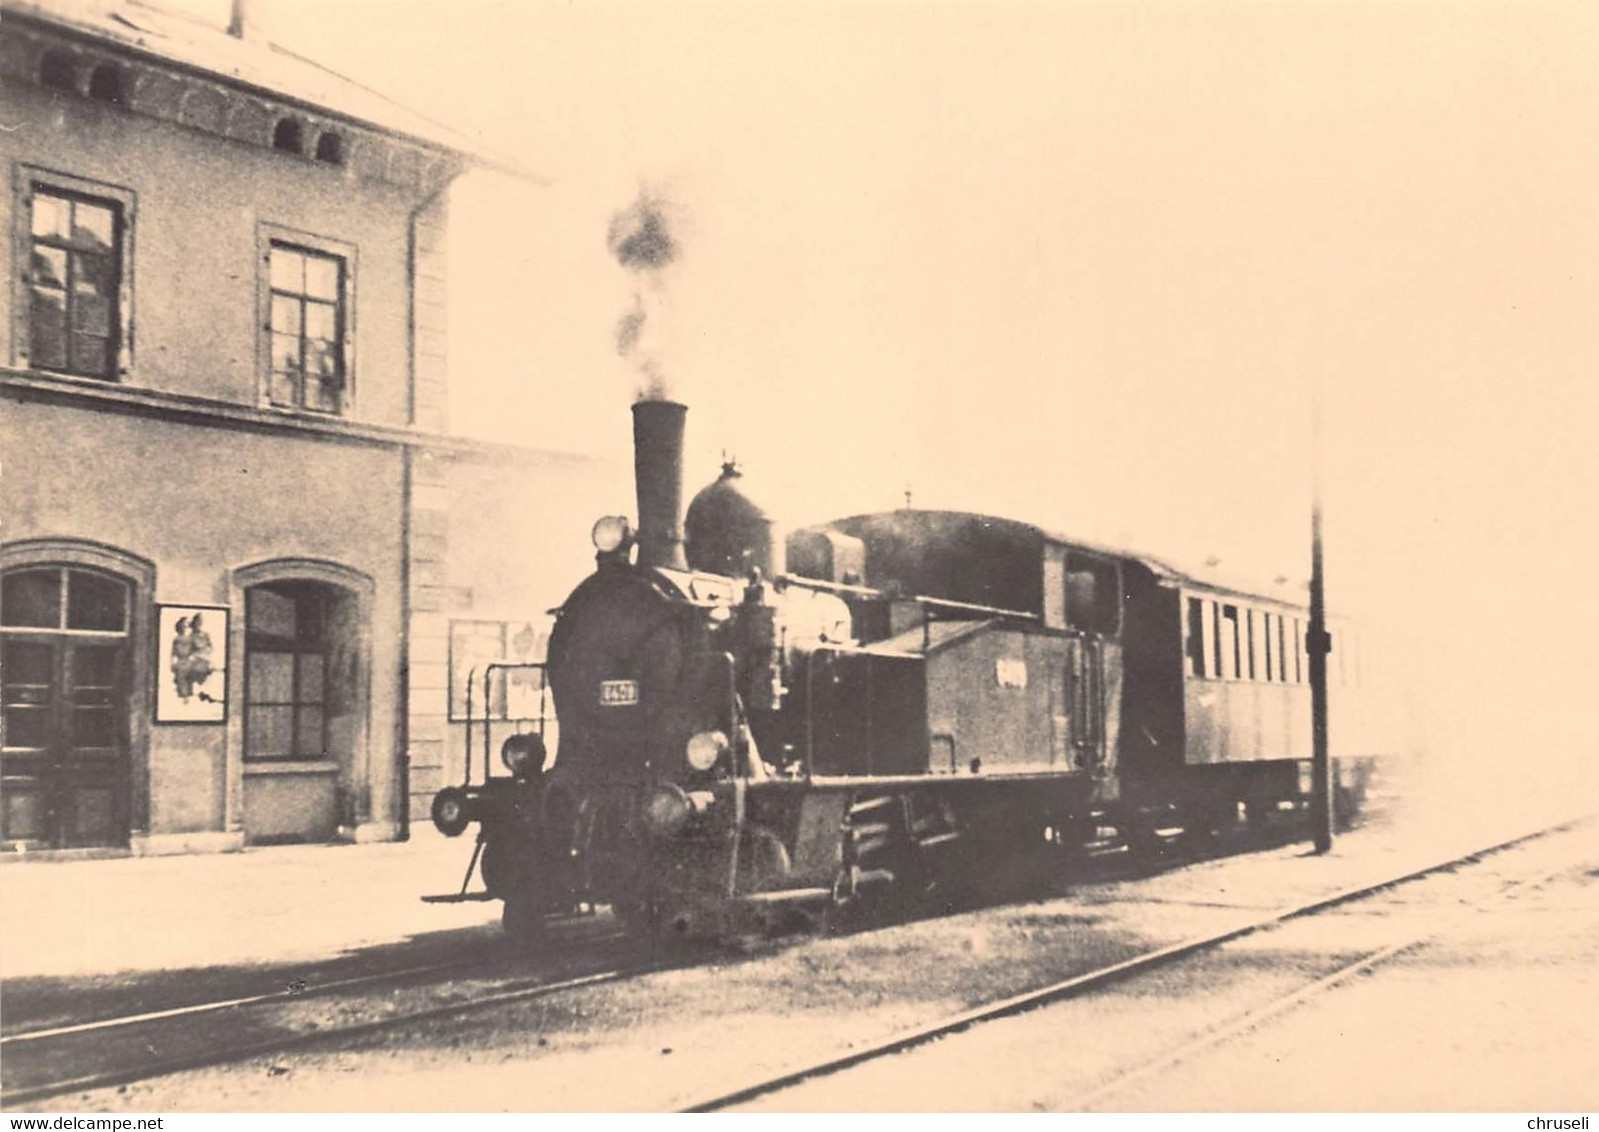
[155,603,229,723]
[448,619,549,721]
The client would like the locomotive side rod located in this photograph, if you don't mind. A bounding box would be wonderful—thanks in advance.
[679,811,1596,1113]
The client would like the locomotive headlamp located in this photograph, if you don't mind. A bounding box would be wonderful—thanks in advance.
[685,729,729,773]
[592,515,633,554]
[642,782,692,838]
[500,732,547,779]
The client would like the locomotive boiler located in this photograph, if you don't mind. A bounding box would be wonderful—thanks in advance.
[429,399,1385,941]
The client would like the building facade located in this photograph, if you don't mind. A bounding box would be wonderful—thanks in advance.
[0,0,619,855]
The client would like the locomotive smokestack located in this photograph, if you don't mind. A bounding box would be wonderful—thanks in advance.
[632,399,689,570]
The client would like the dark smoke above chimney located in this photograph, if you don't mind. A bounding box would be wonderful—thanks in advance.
[632,400,689,570]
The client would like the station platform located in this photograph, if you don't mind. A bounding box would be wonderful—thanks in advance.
[1,772,1590,987]
[0,828,499,981]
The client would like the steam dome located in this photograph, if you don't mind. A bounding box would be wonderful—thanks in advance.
[684,461,785,579]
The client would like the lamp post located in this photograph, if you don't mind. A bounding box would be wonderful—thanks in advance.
[1308,386,1334,853]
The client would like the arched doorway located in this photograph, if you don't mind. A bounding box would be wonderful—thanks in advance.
[233,562,371,845]
[1,566,132,848]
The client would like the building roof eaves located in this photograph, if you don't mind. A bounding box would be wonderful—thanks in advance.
[3,0,547,184]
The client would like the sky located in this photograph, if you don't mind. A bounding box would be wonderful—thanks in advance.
[167,0,1596,785]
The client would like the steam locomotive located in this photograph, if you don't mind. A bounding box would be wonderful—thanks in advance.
[429,400,1384,940]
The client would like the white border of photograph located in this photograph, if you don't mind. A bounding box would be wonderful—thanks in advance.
[155,603,229,724]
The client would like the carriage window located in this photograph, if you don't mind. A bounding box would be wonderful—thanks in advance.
[1219,605,1241,679]
[1185,598,1206,677]
[1211,602,1223,677]
[1064,553,1120,636]
[1245,610,1259,680]
[1276,614,1288,681]
[1262,612,1275,682]
[1293,617,1303,683]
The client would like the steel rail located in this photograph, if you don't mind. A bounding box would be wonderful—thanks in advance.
[2,920,631,1046]
[1,937,661,1108]
[1062,860,1577,1111]
[680,811,1596,1113]
[2,955,497,1046]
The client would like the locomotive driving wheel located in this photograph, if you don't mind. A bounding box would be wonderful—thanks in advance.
[826,791,950,928]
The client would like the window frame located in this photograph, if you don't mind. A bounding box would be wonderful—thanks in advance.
[12,166,136,381]
[1184,596,1206,678]
[1062,551,1123,637]
[243,584,329,763]
[256,223,356,416]
[0,565,130,636]
[1219,604,1242,680]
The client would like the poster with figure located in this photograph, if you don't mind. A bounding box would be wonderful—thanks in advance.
[448,619,550,721]
[156,604,229,723]
[503,620,550,722]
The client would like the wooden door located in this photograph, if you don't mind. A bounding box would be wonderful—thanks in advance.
[1,568,131,849]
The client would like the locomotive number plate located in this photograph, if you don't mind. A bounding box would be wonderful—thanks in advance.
[598,679,639,707]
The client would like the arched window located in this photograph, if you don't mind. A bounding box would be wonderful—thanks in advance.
[88,63,130,106]
[40,50,77,93]
[244,581,332,761]
[314,131,345,165]
[272,117,304,154]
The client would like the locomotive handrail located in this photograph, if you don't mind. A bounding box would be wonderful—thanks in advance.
[777,573,1039,623]
[460,661,550,787]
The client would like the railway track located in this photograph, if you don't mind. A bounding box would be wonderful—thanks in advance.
[681,811,1596,1112]
[1059,858,1575,1111]
[0,925,671,1108]
[0,809,1314,1109]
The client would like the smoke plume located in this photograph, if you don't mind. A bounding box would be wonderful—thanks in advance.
[608,188,681,401]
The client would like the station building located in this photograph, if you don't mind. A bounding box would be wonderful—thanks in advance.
[0,0,620,856]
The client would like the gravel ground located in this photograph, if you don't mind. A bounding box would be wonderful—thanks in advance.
[732,819,1599,1112]
[23,798,1595,1113]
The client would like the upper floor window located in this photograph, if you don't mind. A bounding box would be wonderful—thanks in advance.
[268,242,348,414]
[314,131,346,165]
[87,63,130,106]
[272,118,304,154]
[40,50,77,93]
[22,179,130,380]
